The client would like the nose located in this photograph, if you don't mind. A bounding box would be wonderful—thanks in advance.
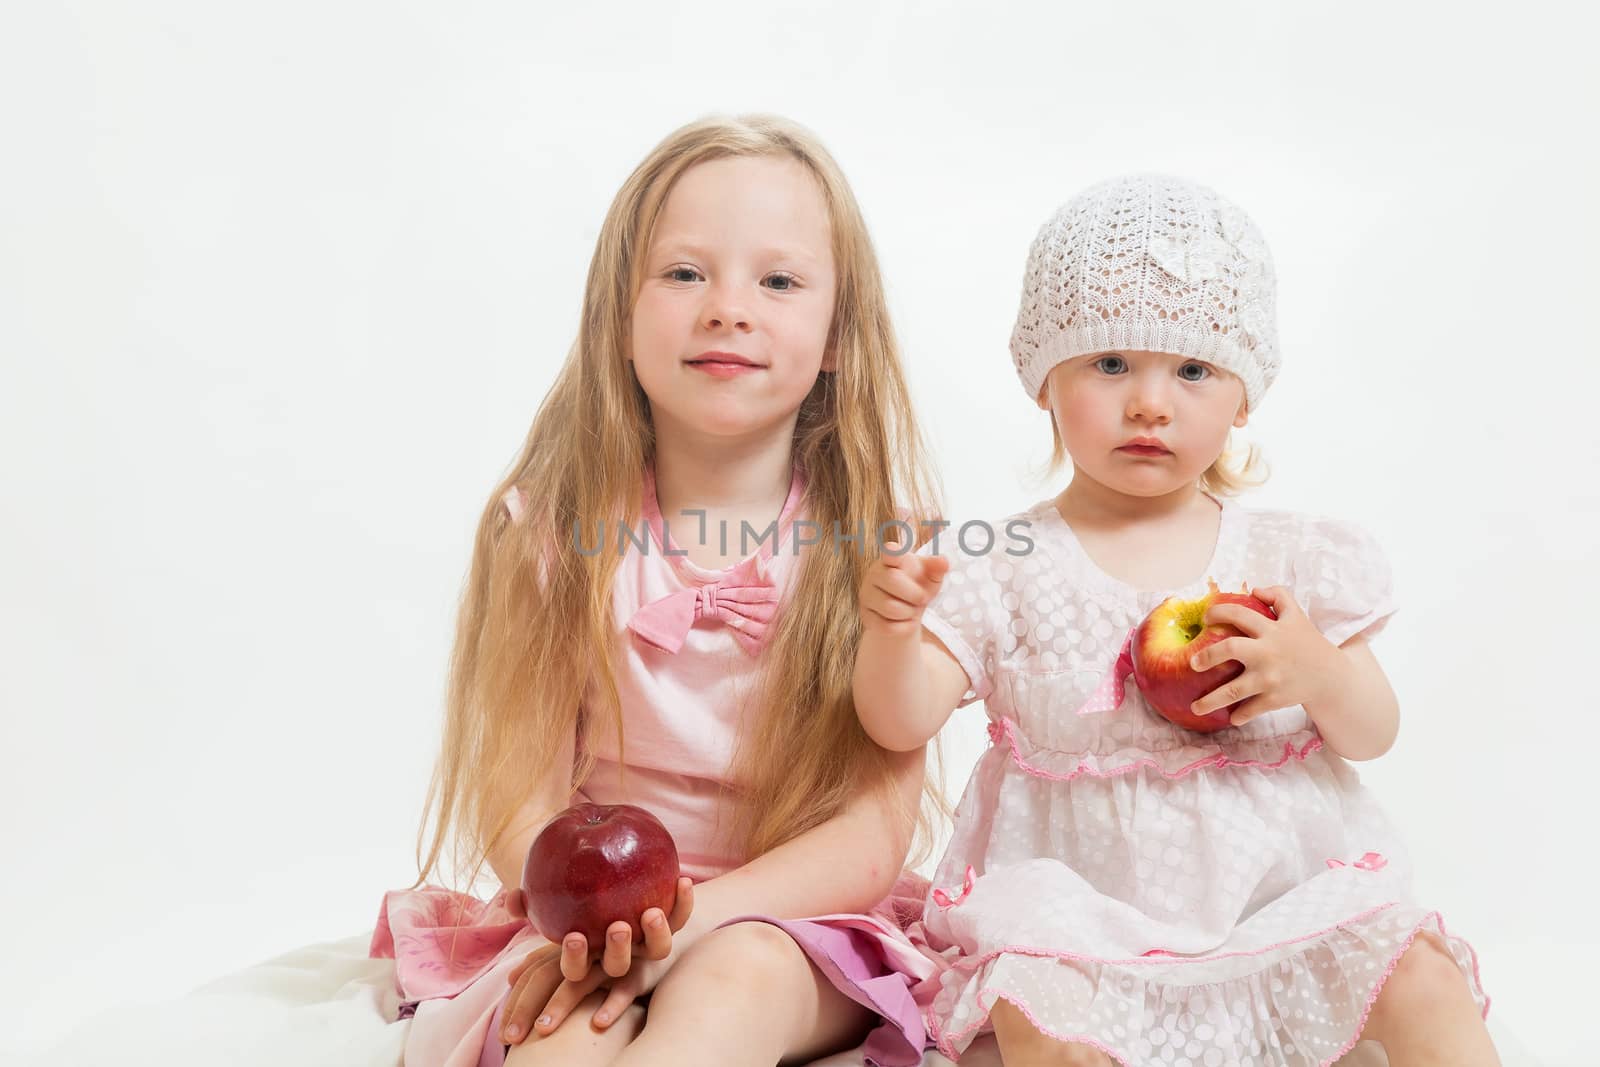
[1126,368,1173,424]
[701,282,752,333]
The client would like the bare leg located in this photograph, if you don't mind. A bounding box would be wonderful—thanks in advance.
[612,921,876,1067]
[1357,930,1499,1067]
[503,989,646,1066]
[989,996,1114,1067]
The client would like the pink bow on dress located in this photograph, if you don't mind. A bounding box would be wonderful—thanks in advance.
[1075,626,1137,716]
[626,553,780,656]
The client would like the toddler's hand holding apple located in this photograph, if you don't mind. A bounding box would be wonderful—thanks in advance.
[1185,585,1343,727]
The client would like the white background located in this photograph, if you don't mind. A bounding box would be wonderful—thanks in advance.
[3,1,1596,1063]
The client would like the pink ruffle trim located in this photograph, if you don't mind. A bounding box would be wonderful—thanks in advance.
[925,906,1490,1064]
[987,716,1324,782]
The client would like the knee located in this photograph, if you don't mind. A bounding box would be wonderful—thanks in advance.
[989,997,1111,1066]
[1373,930,1469,1019]
[662,920,809,1001]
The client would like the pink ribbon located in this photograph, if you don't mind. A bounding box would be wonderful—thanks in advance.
[1075,626,1137,716]
[1326,851,1388,872]
[932,864,976,909]
[626,552,780,656]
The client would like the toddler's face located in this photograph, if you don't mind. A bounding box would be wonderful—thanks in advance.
[628,155,837,445]
[1038,350,1247,496]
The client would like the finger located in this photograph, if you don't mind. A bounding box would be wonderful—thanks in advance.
[500,954,564,1044]
[505,888,527,920]
[921,553,951,582]
[1228,693,1277,727]
[667,877,694,931]
[560,933,591,983]
[1203,603,1272,637]
[640,907,672,959]
[591,982,638,1030]
[535,970,609,1037]
[863,602,923,635]
[878,566,939,607]
[1189,637,1251,674]
[878,531,910,567]
[506,947,541,987]
[602,921,633,978]
[863,588,921,624]
[1191,672,1264,718]
[1254,585,1296,620]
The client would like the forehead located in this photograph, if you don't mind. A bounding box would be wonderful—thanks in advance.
[649,155,833,263]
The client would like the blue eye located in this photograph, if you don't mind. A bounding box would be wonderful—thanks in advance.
[1094,355,1127,374]
[1179,362,1211,382]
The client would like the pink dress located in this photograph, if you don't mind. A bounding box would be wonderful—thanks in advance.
[908,493,1489,1066]
[369,462,936,1067]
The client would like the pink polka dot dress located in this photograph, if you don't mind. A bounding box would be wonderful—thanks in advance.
[908,492,1489,1066]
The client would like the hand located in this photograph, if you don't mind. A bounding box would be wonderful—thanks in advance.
[860,532,950,638]
[500,876,694,1044]
[1186,585,1344,727]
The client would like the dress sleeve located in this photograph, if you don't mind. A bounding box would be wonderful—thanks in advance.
[916,536,1009,708]
[1292,516,1398,647]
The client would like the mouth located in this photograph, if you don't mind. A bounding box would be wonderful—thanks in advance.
[1117,442,1172,456]
[685,351,764,369]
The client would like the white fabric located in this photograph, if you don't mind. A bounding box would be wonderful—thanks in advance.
[16,931,1536,1064]
[909,496,1491,1064]
[1010,173,1280,411]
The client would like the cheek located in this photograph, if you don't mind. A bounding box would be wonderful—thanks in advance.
[1055,388,1109,440]
[630,292,688,353]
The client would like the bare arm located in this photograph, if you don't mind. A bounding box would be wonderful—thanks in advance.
[678,743,928,947]
[486,718,578,892]
[854,626,973,752]
[1302,638,1400,762]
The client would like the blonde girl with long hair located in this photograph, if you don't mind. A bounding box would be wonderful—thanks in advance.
[367,115,945,1067]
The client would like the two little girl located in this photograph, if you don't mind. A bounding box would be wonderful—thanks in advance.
[370,118,1495,1066]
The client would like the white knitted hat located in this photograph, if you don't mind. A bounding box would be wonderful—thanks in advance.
[1010,174,1280,412]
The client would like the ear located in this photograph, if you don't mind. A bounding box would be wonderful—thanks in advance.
[1233,397,1249,428]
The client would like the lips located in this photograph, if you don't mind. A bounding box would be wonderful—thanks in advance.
[1118,444,1172,456]
[685,351,763,369]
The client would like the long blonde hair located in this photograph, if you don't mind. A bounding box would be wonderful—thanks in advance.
[412,115,946,892]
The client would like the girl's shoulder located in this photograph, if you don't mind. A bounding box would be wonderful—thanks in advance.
[1230,500,1387,567]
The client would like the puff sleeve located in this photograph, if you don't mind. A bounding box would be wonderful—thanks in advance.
[1292,516,1398,647]
[915,533,1011,708]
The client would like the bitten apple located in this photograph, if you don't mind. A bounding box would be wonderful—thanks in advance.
[521,803,680,951]
[1130,579,1278,733]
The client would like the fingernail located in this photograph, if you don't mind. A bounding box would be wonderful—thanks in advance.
[647,915,663,928]
[611,930,628,942]
[565,937,583,950]
[536,1014,552,1028]
[505,1024,521,1041]
[1190,657,1200,670]
[596,1011,610,1024]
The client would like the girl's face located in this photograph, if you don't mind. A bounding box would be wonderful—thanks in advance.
[1039,350,1249,497]
[629,156,837,444]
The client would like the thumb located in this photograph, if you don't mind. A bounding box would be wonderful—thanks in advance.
[505,888,527,919]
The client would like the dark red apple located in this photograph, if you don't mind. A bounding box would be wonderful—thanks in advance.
[521,803,680,951]
[1130,579,1278,733]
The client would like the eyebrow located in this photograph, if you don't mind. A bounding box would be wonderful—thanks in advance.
[648,239,824,267]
